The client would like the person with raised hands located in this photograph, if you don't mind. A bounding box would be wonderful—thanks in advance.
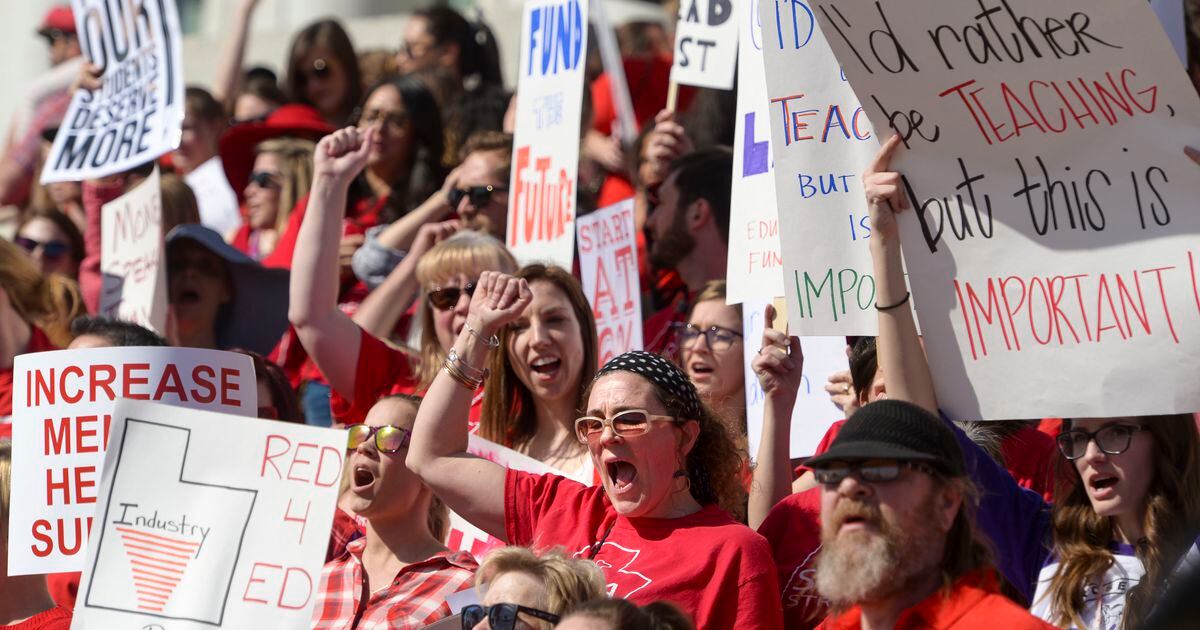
[407,273,783,630]
[747,304,804,530]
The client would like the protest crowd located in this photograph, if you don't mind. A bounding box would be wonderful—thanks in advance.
[4,1,1200,629]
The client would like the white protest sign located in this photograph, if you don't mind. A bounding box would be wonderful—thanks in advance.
[741,300,847,457]
[577,200,644,365]
[41,0,184,183]
[506,0,589,269]
[69,399,343,629]
[813,0,1200,420]
[671,0,739,90]
[760,0,879,334]
[726,0,785,304]
[100,168,166,333]
[1150,0,1187,66]
[446,435,588,558]
[8,347,256,575]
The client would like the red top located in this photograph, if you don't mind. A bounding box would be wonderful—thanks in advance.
[263,193,385,270]
[998,425,1057,502]
[0,606,72,630]
[79,179,126,314]
[504,469,783,630]
[817,570,1054,629]
[757,488,826,630]
[0,326,59,421]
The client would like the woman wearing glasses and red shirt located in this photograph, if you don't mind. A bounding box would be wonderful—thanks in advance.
[408,272,784,630]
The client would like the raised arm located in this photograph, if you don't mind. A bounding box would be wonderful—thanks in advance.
[211,0,259,113]
[748,304,804,529]
[864,134,938,414]
[287,126,375,397]
[406,272,532,539]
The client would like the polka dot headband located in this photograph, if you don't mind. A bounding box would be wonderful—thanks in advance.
[595,350,703,419]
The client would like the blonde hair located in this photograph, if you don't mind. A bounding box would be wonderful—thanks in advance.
[413,231,517,388]
[476,547,606,620]
[255,138,317,234]
[0,239,84,347]
[690,279,741,319]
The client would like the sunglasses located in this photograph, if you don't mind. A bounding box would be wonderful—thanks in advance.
[574,409,679,444]
[14,236,70,261]
[247,171,280,189]
[346,424,412,453]
[427,282,476,311]
[672,323,743,351]
[460,603,560,630]
[1056,423,1145,460]
[812,460,938,486]
[448,185,507,209]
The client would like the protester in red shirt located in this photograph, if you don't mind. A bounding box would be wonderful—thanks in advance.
[312,394,475,629]
[408,273,782,629]
[465,547,606,630]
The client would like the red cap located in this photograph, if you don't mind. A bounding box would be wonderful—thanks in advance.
[38,5,76,37]
[219,104,334,200]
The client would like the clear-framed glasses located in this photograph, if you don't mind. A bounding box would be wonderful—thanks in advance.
[1056,423,1145,460]
[812,460,938,485]
[574,409,679,444]
[672,322,743,351]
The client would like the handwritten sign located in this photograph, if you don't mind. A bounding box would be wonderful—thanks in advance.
[671,0,739,89]
[506,0,590,268]
[741,300,847,457]
[69,399,342,629]
[813,0,1200,420]
[760,0,878,334]
[100,168,166,333]
[726,0,785,304]
[7,347,256,575]
[41,0,184,183]
[577,200,644,365]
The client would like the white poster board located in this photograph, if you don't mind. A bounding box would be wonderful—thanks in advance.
[506,0,590,269]
[670,0,739,90]
[760,0,878,334]
[741,300,847,458]
[69,399,343,629]
[100,168,166,333]
[813,0,1200,420]
[726,0,784,304]
[577,200,644,365]
[8,347,256,575]
[41,0,184,183]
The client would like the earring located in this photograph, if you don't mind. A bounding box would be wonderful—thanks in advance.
[672,468,691,493]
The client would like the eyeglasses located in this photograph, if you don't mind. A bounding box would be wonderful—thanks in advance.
[247,171,280,189]
[427,282,476,311]
[574,409,679,444]
[359,109,410,129]
[812,460,938,486]
[460,603,560,630]
[14,236,70,261]
[449,185,508,209]
[1056,423,1145,460]
[672,323,743,351]
[303,57,331,81]
[346,424,413,453]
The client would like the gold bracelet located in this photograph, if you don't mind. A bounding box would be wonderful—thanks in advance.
[447,348,487,382]
[442,358,482,390]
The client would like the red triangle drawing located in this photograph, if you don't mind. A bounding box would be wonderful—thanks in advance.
[116,525,200,613]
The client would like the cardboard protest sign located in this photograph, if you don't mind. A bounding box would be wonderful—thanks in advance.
[741,300,848,458]
[446,435,588,558]
[812,0,1200,420]
[41,0,184,183]
[8,347,256,575]
[506,0,590,269]
[760,0,879,334]
[100,168,166,333]
[726,0,785,304]
[69,399,343,629]
[671,0,739,90]
[577,200,644,365]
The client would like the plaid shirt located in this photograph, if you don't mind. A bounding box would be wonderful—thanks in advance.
[312,539,477,630]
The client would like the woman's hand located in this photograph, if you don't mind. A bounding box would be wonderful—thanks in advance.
[466,271,532,338]
[410,219,460,258]
[70,63,102,95]
[751,304,803,400]
[862,134,908,244]
[640,109,694,187]
[313,126,375,185]
[824,369,859,417]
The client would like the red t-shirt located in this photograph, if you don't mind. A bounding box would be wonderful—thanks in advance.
[757,488,826,630]
[45,573,79,610]
[0,326,59,421]
[0,606,72,630]
[504,469,783,630]
[263,192,386,270]
[998,425,1057,502]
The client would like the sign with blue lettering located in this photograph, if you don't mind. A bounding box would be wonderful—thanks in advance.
[671,0,739,89]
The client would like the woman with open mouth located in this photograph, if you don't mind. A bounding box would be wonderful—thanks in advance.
[408,272,784,630]
[674,280,746,440]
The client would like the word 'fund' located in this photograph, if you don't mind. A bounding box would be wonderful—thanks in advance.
[527,0,584,76]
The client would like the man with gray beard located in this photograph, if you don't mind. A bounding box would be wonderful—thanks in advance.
[804,399,1051,629]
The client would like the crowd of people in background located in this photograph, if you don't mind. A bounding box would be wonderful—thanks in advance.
[2,2,1200,630]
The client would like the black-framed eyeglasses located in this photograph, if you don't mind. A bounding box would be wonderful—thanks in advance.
[672,323,743,351]
[247,171,281,189]
[812,460,938,486]
[449,185,508,209]
[574,409,680,444]
[460,603,560,630]
[346,424,412,453]
[1056,423,1146,460]
[427,282,476,311]
[14,236,70,261]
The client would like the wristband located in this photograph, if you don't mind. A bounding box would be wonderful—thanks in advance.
[447,348,488,382]
[875,292,911,311]
[443,358,483,390]
[465,320,500,348]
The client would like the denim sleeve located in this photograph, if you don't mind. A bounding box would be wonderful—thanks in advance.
[352,225,407,289]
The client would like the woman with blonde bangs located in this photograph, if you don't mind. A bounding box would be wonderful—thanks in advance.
[231,137,316,260]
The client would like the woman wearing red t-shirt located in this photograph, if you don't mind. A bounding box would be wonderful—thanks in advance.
[408,273,784,630]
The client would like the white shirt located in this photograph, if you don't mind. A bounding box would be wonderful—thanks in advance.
[184,156,242,236]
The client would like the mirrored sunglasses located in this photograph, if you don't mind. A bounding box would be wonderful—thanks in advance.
[346,424,412,453]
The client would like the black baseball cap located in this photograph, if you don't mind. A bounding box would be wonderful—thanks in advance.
[804,399,966,477]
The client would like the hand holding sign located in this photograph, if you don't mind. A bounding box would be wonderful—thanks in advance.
[862,135,908,244]
[314,126,376,186]
[751,304,803,401]
[468,272,533,339]
[641,110,694,188]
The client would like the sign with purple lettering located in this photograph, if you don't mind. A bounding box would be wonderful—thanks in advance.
[813,0,1200,419]
[761,0,878,334]
[41,0,184,183]
[100,168,166,333]
[671,0,739,90]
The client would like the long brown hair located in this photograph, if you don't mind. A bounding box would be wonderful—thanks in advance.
[0,239,83,347]
[1044,414,1200,629]
[479,265,597,448]
[254,138,316,234]
[285,19,363,125]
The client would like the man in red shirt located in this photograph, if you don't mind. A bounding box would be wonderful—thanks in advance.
[804,400,1052,630]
